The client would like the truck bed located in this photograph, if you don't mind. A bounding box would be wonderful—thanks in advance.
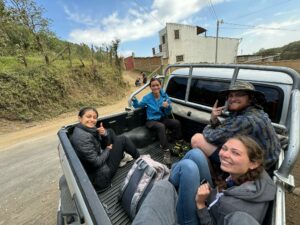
[98,142,176,225]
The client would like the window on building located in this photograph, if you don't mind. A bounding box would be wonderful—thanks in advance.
[159,44,162,52]
[174,30,180,39]
[176,55,184,62]
[162,35,165,44]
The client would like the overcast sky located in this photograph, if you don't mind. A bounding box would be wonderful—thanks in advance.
[36,0,300,57]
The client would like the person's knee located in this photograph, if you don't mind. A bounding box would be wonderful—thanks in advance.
[185,148,207,161]
[177,159,199,176]
[173,119,181,128]
[191,133,203,148]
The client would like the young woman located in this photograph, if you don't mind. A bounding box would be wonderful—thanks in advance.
[70,107,140,192]
[133,135,275,225]
[132,77,182,165]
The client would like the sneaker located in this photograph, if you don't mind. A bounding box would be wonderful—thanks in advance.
[119,152,133,167]
[163,149,172,167]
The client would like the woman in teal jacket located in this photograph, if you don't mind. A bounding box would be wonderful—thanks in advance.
[132,77,182,166]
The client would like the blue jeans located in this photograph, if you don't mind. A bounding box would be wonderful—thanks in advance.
[169,149,212,225]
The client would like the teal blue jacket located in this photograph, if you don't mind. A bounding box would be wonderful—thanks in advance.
[132,90,172,121]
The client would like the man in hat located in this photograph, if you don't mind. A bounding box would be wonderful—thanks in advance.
[191,80,281,171]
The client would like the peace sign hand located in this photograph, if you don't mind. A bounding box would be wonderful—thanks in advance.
[211,100,225,123]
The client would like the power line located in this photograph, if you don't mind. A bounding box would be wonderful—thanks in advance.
[208,0,218,20]
[222,22,300,32]
[205,0,218,21]
[228,0,293,22]
[133,0,164,26]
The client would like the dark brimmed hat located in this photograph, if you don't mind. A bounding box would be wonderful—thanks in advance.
[219,81,266,105]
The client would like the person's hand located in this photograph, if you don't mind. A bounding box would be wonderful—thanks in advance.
[106,144,113,151]
[97,122,106,136]
[211,100,225,123]
[195,183,211,209]
[162,101,169,108]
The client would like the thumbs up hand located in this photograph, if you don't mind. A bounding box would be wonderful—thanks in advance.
[97,122,106,136]
[162,101,169,108]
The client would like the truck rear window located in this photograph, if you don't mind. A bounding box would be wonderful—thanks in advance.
[165,77,187,100]
[167,77,283,123]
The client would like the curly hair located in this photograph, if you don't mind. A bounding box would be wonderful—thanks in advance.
[216,135,264,190]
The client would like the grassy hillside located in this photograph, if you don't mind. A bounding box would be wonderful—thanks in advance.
[255,40,300,59]
[0,59,129,121]
[0,0,128,122]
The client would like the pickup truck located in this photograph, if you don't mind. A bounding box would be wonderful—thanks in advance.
[57,63,300,225]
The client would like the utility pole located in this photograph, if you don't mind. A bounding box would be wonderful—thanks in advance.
[215,19,223,64]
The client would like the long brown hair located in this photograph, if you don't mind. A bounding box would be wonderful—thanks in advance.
[216,135,264,190]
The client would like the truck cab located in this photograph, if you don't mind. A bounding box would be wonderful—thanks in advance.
[57,64,300,225]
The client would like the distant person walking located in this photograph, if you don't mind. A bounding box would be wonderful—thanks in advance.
[135,77,141,87]
[141,72,147,84]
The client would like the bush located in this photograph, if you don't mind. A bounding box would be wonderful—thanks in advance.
[0,63,129,121]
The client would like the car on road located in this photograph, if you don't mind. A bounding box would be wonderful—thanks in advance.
[57,63,300,225]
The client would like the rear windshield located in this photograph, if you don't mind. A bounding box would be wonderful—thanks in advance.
[166,77,283,123]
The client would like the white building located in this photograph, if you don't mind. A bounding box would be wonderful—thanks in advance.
[153,23,240,64]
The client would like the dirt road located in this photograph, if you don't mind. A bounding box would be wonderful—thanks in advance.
[0,70,299,225]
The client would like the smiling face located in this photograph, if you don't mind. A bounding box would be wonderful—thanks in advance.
[149,79,162,96]
[227,91,251,111]
[78,109,98,128]
[219,138,259,179]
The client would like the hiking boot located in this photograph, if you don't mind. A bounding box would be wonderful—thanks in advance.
[163,149,172,167]
[119,152,133,167]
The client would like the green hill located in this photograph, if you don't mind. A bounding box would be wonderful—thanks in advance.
[255,40,300,60]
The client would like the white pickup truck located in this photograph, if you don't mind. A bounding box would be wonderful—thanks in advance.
[57,63,300,225]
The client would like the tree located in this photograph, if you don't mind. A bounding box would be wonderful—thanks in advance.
[0,0,32,66]
[111,39,122,73]
[76,43,92,67]
[7,0,52,65]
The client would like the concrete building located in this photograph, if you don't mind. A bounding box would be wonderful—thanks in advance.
[153,23,240,64]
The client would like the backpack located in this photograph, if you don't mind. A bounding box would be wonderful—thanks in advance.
[118,155,170,220]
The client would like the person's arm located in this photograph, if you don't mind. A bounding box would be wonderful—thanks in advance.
[161,92,172,115]
[132,95,148,109]
[196,183,216,225]
[97,122,109,149]
[210,100,225,127]
[203,115,252,146]
[75,135,110,169]
[197,208,216,225]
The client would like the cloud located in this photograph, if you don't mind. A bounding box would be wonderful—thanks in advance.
[63,5,98,26]
[237,19,300,54]
[66,0,225,46]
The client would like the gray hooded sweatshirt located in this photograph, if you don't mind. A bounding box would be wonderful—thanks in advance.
[197,170,276,225]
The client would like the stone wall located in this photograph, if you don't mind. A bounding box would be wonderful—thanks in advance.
[133,56,162,72]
